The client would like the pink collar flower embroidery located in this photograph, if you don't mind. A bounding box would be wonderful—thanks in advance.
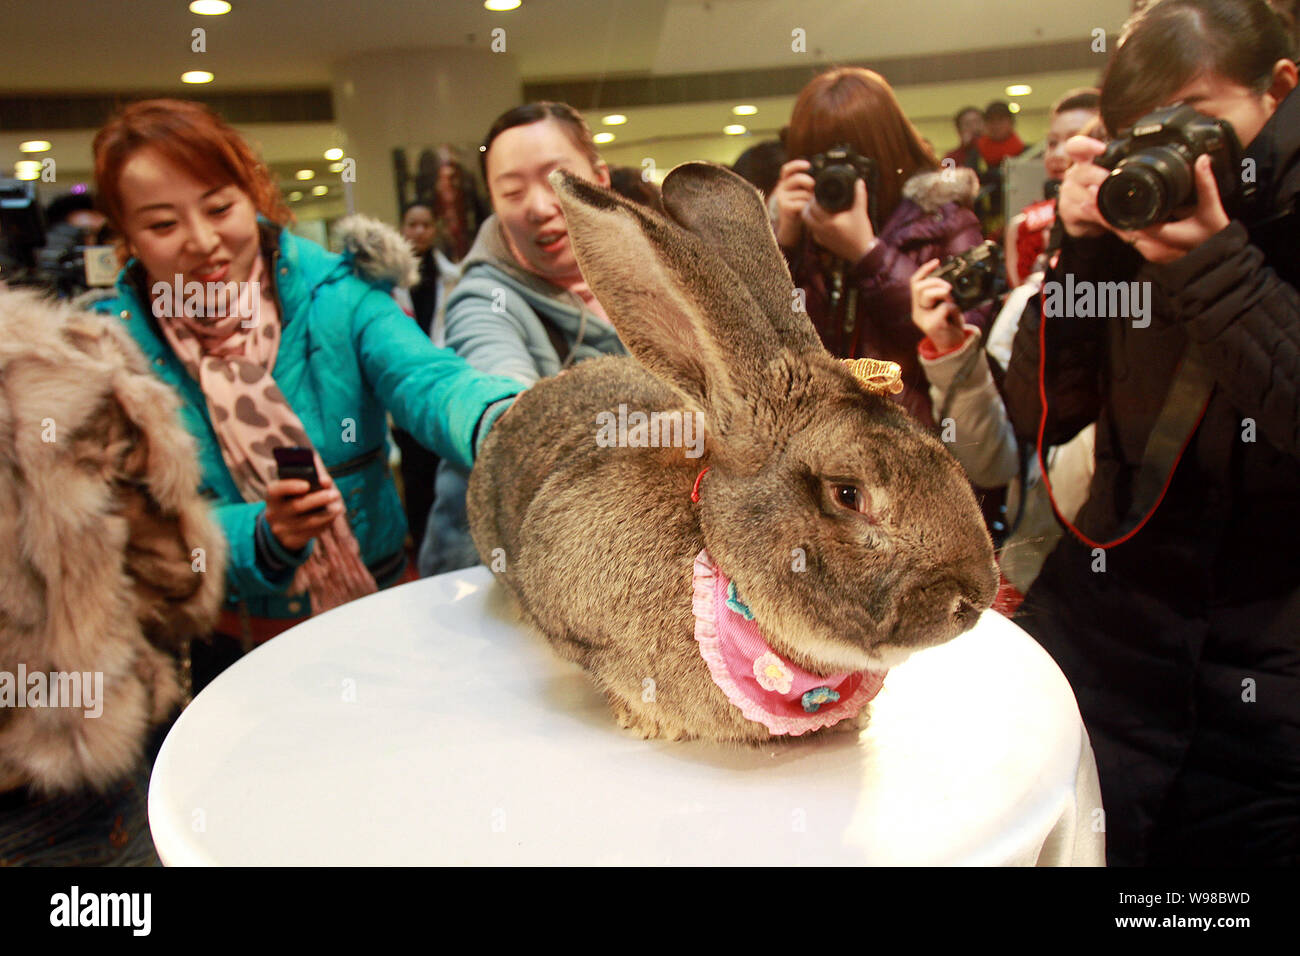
[753,652,794,693]
[691,548,888,736]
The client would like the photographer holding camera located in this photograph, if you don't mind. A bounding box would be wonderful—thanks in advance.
[772,67,992,427]
[1003,0,1300,865]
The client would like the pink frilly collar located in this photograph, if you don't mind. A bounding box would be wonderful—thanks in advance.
[691,548,887,736]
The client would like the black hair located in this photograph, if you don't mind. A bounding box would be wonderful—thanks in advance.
[400,199,434,221]
[44,192,96,227]
[953,106,983,128]
[607,166,665,213]
[731,139,787,198]
[985,101,1013,119]
[479,101,601,182]
[1051,88,1101,115]
[1101,0,1293,133]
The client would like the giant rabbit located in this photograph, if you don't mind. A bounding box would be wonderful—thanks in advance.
[467,163,997,743]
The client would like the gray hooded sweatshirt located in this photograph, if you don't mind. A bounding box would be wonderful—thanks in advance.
[419,214,627,576]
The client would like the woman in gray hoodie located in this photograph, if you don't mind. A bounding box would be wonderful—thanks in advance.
[419,102,626,575]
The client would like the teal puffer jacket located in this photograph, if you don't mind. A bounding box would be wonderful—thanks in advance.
[92,222,522,620]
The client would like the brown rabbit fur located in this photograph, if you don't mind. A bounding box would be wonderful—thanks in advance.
[467,163,997,744]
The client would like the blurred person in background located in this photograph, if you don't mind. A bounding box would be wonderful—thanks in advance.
[974,101,1025,240]
[90,99,522,689]
[1004,89,1101,287]
[976,100,1026,165]
[731,138,787,200]
[391,198,453,556]
[419,101,626,577]
[943,106,986,169]
[608,164,666,213]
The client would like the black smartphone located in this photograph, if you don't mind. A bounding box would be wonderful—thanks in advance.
[272,446,322,491]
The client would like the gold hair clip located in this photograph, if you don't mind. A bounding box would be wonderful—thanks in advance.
[843,358,904,396]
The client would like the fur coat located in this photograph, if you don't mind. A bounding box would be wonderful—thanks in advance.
[0,289,225,794]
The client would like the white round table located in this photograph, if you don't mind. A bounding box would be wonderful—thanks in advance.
[148,567,1104,865]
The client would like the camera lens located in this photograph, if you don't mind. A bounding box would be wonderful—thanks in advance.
[1097,145,1194,230]
[814,165,857,213]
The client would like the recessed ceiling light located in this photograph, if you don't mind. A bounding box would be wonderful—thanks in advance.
[732,105,757,116]
[312,185,328,196]
[1008,102,1022,114]
[601,114,627,126]
[181,71,214,84]
[295,169,315,180]
[189,1,232,14]
[19,140,51,153]
[484,0,521,10]
[593,132,616,144]
[288,191,303,202]
[14,160,42,180]
[323,147,344,161]
[723,124,747,135]
[328,162,345,173]
[1005,84,1032,97]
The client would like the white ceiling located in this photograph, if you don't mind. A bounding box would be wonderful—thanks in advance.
[1,0,1130,216]
[0,0,1130,91]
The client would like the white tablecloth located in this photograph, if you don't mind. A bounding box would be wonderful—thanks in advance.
[148,566,1104,865]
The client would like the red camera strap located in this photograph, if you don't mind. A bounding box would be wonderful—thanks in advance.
[1034,297,1215,550]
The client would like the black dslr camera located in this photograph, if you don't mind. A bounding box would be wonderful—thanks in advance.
[1095,104,1241,231]
[808,144,880,218]
[933,240,1003,310]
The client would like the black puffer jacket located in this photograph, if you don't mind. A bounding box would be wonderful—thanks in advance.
[1003,88,1300,866]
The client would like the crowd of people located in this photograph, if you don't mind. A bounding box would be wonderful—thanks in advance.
[1,0,1297,867]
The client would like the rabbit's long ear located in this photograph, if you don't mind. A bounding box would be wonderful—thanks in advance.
[552,169,799,415]
[659,163,821,353]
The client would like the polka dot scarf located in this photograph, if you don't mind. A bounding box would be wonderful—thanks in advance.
[153,253,377,615]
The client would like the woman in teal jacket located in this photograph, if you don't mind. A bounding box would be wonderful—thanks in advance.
[90,99,521,682]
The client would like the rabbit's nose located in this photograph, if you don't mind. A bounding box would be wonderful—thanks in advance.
[906,575,987,638]
[951,594,981,631]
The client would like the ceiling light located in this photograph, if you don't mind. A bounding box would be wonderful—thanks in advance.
[295,169,315,180]
[14,161,42,181]
[732,105,757,116]
[323,148,344,161]
[328,162,345,173]
[288,191,303,202]
[189,1,232,14]
[723,124,747,135]
[181,71,214,84]
[593,132,616,144]
[19,140,51,153]
[312,185,329,196]
[601,114,627,126]
[484,0,521,10]
[1008,102,1021,114]
[1005,84,1032,97]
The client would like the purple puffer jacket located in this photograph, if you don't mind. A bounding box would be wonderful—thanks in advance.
[782,167,989,426]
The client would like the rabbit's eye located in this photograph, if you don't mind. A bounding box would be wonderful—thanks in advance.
[832,484,865,512]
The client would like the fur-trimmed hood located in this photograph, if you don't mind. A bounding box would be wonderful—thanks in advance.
[333,214,421,290]
[0,290,226,794]
[901,166,980,215]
